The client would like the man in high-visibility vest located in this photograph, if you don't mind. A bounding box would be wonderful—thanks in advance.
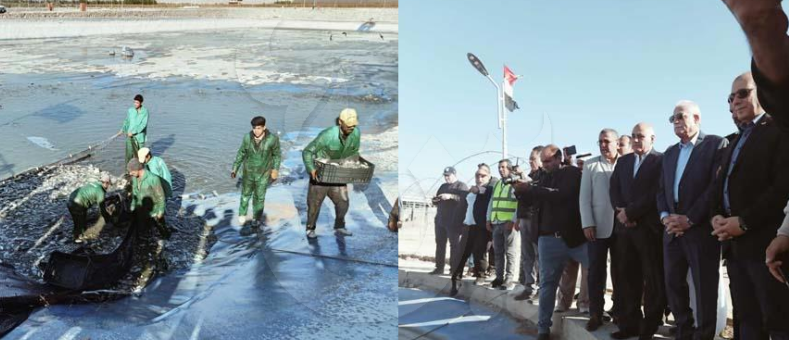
[486,159,521,291]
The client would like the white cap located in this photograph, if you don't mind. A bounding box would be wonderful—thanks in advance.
[137,147,151,163]
[100,172,113,184]
[339,108,358,127]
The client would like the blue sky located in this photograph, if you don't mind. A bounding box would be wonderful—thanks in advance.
[398,1,787,199]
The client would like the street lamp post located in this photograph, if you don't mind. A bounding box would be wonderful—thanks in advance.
[467,53,507,159]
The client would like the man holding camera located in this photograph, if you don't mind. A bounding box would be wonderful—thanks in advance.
[514,145,586,340]
[486,159,521,290]
[430,166,469,275]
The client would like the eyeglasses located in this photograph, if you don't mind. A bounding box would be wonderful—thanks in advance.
[669,113,688,124]
[727,88,754,103]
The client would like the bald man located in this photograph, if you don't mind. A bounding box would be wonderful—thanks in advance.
[514,144,586,339]
[609,123,665,340]
[710,72,789,339]
[657,101,728,340]
[618,135,633,156]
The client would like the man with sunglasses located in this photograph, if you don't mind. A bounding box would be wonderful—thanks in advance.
[710,72,789,340]
[450,164,497,294]
[609,123,664,340]
[657,101,727,340]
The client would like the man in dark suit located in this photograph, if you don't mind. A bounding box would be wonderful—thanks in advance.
[657,101,728,340]
[514,144,586,340]
[609,123,666,340]
[710,72,789,340]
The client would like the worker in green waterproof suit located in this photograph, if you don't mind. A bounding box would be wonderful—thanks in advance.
[120,94,149,165]
[231,116,282,228]
[127,159,170,239]
[302,108,361,239]
[138,147,173,198]
[67,173,113,243]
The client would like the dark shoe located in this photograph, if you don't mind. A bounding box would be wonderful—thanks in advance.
[450,280,460,297]
[611,330,639,339]
[514,290,533,301]
[637,335,654,340]
[490,278,503,288]
[429,268,444,275]
[586,315,603,332]
[537,333,551,340]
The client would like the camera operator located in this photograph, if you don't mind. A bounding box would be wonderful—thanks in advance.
[514,145,586,339]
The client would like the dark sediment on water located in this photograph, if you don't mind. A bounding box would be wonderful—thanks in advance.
[0,163,217,288]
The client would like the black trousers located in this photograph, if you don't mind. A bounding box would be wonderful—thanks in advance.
[451,224,490,280]
[613,224,666,336]
[663,228,721,340]
[587,234,616,318]
[68,204,88,239]
[727,257,789,340]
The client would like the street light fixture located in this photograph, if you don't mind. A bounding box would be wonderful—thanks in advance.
[467,53,507,159]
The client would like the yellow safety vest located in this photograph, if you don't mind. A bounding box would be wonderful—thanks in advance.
[491,181,517,222]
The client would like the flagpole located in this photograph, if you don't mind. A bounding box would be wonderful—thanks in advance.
[467,53,507,160]
[484,74,506,159]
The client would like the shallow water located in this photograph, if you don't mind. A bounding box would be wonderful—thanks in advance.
[0,27,398,339]
[398,288,534,340]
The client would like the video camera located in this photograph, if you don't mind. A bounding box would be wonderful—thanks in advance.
[502,164,525,185]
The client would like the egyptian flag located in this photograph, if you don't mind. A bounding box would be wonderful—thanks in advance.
[503,65,520,112]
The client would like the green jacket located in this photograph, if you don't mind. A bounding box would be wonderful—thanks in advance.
[302,125,361,174]
[233,131,282,181]
[68,181,106,209]
[131,170,166,218]
[121,107,149,146]
[146,156,172,197]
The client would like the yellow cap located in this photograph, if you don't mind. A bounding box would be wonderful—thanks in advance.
[137,147,151,163]
[339,108,358,127]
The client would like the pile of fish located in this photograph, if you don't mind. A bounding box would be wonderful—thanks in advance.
[0,164,216,290]
[318,158,371,169]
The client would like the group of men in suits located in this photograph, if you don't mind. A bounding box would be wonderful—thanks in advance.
[521,65,789,339]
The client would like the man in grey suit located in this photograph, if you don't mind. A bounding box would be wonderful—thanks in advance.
[658,101,728,340]
[580,128,621,331]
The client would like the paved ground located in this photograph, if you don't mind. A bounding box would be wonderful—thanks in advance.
[399,213,735,339]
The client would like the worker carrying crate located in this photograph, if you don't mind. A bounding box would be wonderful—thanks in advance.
[302,108,375,239]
